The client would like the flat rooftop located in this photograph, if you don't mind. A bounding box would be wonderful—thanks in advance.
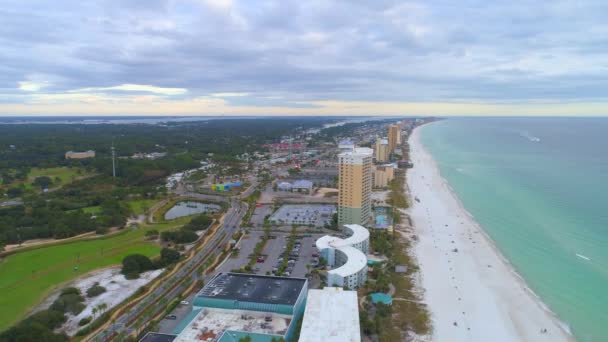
[299,287,361,342]
[174,307,291,342]
[197,273,306,306]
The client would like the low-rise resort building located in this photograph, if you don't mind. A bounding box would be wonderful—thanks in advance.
[316,224,370,289]
[140,273,307,342]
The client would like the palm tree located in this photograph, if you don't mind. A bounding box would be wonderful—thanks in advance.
[92,307,98,319]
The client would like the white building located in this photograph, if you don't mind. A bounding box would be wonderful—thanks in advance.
[292,179,313,193]
[338,139,355,153]
[299,287,361,342]
[316,224,370,288]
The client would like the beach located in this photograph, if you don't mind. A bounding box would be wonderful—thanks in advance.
[407,127,574,342]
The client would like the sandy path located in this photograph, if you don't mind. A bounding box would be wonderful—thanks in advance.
[407,128,573,342]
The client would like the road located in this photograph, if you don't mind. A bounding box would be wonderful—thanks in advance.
[90,200,247,342]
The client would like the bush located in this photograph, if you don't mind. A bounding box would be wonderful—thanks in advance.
[144,229,159,239]
[158,248,181,266]
[78,316,92,326]
[0,309,68,342]
[51,288,86,315]
[121,254,155,278]
[160,229,198,244]
[51,293,85,315]
[60,287,80,296]
[183,215,212,231]
[86,283,107,298]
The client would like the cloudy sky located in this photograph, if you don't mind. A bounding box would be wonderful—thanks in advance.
[1,0,608,116]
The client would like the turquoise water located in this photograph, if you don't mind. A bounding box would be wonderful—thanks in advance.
[420,118,608,342]
[370,292,393,305]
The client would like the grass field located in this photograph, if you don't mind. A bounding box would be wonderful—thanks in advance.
[1,167,86,191]
[26,167,85,190]
[127,199,159,216]
[0,217,189,331]
[81,205,102,214]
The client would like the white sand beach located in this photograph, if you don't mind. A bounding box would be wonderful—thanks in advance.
[407,128,574,342]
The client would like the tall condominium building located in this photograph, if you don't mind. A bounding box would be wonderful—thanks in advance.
[338,147,373,227]
[374,138,389,162]
[388,124,401,153]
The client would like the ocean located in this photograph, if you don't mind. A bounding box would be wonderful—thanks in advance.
[420,117,608,342]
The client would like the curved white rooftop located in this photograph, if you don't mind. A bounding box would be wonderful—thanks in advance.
[316,224,369,250]
[343,224,370,246]
[328,246,367,278]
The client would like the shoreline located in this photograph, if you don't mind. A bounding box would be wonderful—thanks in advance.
[406,126,574,342]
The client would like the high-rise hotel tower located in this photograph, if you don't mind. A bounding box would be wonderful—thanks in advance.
[338,147,373,227]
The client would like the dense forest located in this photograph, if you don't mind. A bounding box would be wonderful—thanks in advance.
[0,118,331,170]
[0,118,331,246]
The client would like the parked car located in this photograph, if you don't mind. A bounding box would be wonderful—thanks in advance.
[165,315,177,320]
[257,258,265,263]
[180,301,189,305]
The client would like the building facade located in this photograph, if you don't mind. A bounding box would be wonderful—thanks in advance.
[316,224,370,289]
[374,138,389,162]
[65,150,95,159]
[388,124,401,153]
[338,147,373,227]
[372,164,395,188]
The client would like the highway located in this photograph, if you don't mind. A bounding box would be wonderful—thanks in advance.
[90,200,247,342]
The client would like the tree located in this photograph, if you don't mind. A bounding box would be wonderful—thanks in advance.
[121,254,155,279]
[7,187,23,197]
[159,248,181,266]
[239,336,252,342]
[183,214,212,231]
[33,176,53,189]
[86,283,106,297]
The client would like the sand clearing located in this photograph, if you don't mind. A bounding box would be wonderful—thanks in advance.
[407,128,573,342]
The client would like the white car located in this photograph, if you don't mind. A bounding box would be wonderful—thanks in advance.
[180,300,189,305]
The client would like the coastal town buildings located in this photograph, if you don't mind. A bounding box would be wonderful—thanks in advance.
[372,164,395,188]
[338,147,373,227]
[388,124,401,153]
[374,138,389,162]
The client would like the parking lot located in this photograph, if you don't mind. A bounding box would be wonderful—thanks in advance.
[221,231,324,279]
[257,233,322,278]
[250,204,273,227]
[221,231,262,272]
[268,204,336,227]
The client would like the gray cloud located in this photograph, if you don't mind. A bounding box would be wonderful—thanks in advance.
[1,0,608,105]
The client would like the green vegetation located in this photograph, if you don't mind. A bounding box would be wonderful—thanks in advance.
[242,190,261,226]
[386,171,408,209]
[362,229,430,340]
[127,199,158,216]
[81,205,102,214]
[86,283,106,298]
[121,247,181,279]
[0,308,68,342]
[0,217,189,331]
[121,254,155,279]
[50,287,85,316]
[183,215,213,231]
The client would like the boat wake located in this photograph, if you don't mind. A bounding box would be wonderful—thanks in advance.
[576,253,591,261]
[519,131,541,143]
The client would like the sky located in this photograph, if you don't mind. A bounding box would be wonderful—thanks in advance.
[1,0,608,116]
